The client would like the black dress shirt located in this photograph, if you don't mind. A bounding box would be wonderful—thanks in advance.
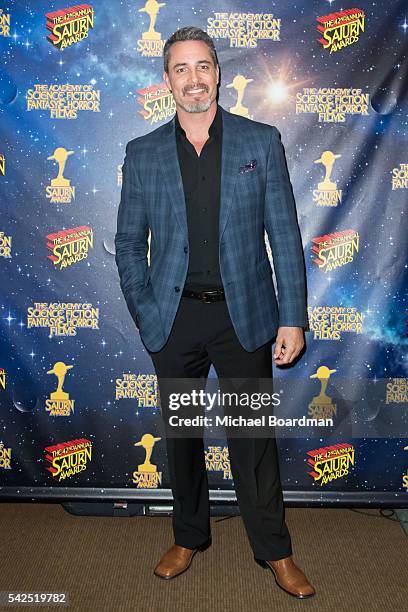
[175,104,223,291]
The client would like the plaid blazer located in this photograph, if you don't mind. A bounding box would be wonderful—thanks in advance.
[114,104,307,353]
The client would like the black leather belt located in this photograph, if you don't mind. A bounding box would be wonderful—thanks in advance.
[182,288,225,303]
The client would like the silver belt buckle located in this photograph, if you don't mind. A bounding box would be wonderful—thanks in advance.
[201,292,213,303]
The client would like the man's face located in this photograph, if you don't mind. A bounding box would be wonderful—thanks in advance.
[163,40,219,113]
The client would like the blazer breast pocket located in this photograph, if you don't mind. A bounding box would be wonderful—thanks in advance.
[238,168,258,181]
[235,169,263,202]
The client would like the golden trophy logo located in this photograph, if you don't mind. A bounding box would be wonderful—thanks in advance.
[0,442,12,469]
[46,4,94,50]
[116,373,158,405]
[391,163,408,189]
[207,12,281,47]
[45,438,92,481]
[0,367,6,390]
[307,443,355,486]
[226,75,253,118]
[308,306,363,340]
[0,232,12,258]
[136,82,175,124]
[0,153,5,175]
[308,365,337,419]
[205,446,232,480]
[312,229,359,272]
[46,147,75,204]
[317,9,365,54]
[132,433,162,488]
[0,9,10,37]
[27,302,99,337]
[386,378,408,404]
[137,0,166,57]
[45,361,75,416]
[403,445,408,490]
[46,225,93,270]
[313,151,342,206]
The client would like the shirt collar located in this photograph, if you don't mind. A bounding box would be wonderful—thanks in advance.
[175,104,221,139]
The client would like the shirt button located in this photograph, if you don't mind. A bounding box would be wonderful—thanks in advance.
[174,286,180,292]
[184,246,188,253]
[203,239,208,245]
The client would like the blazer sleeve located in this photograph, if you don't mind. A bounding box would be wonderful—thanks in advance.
[114,140,149,325]
[264,126,308,329]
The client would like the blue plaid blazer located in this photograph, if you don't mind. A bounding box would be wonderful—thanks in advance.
[114,104,308,353]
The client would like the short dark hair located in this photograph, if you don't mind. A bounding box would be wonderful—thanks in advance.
[163,26,218,73]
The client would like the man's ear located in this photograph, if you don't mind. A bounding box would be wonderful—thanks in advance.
[163,72,172,93]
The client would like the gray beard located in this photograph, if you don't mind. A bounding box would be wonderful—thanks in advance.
[179,97,212,113]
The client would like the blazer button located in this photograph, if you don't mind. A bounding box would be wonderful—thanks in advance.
[184,246,188,253]
[175,286,180,292]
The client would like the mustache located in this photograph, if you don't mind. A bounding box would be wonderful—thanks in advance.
[183,84,209,94]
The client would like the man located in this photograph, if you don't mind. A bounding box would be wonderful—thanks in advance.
[115,26,315,599]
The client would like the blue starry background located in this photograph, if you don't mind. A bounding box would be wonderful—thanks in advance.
[0,1,407,502]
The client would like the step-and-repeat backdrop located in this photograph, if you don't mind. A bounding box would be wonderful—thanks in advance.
[0,1,407,503]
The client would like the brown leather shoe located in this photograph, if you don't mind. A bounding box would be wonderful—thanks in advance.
[154,541,210,580]
[255,555,316,598]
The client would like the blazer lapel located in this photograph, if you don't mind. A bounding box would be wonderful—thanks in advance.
[157,116,188,238]
[157,104,240,241]
[219,105,239,240]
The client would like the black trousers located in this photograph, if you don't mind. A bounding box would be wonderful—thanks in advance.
[147,295,292,561]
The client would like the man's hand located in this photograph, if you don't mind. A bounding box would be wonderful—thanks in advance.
[273,326,304,365]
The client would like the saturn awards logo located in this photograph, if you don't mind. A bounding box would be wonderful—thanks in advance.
[46,4,94,49]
